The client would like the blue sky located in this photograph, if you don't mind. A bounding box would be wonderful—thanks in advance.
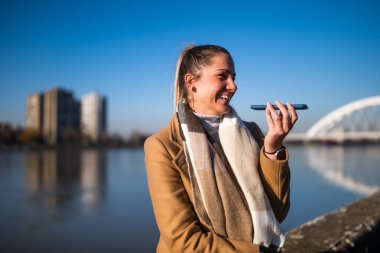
[1,0,379,137]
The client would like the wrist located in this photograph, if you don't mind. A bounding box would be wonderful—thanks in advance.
[263,144,282,154]
[264,152,277,160]
[263,146,286,160]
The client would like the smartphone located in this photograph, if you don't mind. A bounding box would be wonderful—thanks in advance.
[250,104,308,110]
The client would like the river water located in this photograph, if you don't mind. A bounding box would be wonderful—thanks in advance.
[1,144,379,252]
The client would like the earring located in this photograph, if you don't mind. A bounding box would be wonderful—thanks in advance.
[192,87,197,92]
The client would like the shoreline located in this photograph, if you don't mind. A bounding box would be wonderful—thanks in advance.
[0,142,146,152]
[283,190,380,252]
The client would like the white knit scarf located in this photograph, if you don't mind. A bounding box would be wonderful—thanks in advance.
[177,101,285,249]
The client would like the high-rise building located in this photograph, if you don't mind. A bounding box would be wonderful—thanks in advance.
[26,92,44,131]
[43,87,81,145]
[81,92,107,143]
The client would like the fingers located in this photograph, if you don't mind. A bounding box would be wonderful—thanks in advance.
[265,103,275,129]
[287,102,298,125]
[276,101,290,131]
[266,102,283,128]
[265,101,299,152]
[265,102,283,152]
[266,101,299,130]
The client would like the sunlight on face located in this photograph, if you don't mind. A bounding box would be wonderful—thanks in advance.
[189,53,237,115]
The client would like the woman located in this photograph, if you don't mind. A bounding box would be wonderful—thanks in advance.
[144,45,297,253]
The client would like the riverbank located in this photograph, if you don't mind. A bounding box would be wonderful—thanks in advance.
[0,140,147,152]
[283,190,380,252]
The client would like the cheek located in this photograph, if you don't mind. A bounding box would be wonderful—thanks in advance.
[195,78,223,101]
[205,87,220,100]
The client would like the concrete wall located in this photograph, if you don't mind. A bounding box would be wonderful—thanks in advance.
[283,190,380,252]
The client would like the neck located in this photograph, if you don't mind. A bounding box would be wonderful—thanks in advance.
[193,112,222,144]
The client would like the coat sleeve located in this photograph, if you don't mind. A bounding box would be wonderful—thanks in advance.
[144,135,260,253]
[245,122,291,223]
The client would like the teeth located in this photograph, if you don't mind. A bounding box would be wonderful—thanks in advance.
[220,95,230,100]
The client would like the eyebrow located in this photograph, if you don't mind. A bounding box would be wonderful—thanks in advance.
[216,69,236,76]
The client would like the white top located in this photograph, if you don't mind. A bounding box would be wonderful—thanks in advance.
[193,112,223,145]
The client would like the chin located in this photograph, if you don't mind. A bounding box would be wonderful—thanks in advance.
[214,100,231,114]
[216,107,230,115]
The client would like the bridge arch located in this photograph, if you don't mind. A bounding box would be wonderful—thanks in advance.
[306,96,380,139]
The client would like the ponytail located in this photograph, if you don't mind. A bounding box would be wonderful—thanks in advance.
[174,45,195,110]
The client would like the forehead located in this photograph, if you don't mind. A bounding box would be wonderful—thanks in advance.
[208,53,235,70]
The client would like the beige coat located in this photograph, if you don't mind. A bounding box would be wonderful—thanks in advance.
[144,114,290,253]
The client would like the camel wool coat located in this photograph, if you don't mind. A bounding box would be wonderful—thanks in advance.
[144,114,290,253]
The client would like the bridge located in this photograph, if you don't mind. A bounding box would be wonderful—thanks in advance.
[287,96,380,143]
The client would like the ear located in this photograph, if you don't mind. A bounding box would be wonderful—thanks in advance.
[184,73,194,89]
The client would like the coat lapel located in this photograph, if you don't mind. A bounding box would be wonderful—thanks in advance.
[169,114,190,181]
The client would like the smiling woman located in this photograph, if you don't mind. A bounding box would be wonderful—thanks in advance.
[144,44,298,253]
[175,45,236,115]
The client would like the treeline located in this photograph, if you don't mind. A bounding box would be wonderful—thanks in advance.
[0,122,149,148]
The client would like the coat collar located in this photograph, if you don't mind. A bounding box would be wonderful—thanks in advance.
[168,113,184,149]
[168,113,190,180]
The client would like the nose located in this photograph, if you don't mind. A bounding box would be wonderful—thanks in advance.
[227,79,237,92]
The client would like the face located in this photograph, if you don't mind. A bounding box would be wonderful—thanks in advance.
[186,53,237,115]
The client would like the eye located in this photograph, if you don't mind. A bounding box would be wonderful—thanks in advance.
[217,74,228,81]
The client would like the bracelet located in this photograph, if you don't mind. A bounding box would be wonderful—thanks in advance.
[264,146,285,155]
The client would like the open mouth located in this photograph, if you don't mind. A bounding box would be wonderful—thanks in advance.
[217,93,233,101]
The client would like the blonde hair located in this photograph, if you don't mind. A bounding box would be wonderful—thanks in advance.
[173,44,232,110]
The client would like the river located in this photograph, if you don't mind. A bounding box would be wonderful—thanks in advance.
[1,144,379,252]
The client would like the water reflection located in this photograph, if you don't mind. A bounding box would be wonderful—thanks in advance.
[307,145,380,195]
[80,149,107,212]
[25,148,107,214]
